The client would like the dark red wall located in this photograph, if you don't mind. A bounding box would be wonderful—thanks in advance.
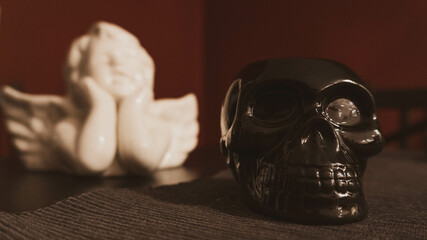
[0,0,206,156]
[1,1,427,157]
[205,0,427,148]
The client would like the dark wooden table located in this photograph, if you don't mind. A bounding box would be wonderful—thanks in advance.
[0,146,226,213]
[0,147,425,239]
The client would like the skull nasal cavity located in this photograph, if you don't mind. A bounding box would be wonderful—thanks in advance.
[305,131,327,149]
[301,121,338,150]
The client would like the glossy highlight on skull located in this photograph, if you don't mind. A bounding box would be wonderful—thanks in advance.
[220,58,384,224]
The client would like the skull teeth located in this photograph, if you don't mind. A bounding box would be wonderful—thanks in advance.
[287,165,358,180]
[287,165,360,195]
[256,164,361,199]
[290,178,360,195]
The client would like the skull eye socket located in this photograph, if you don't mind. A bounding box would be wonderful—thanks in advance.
[253,91,298,122]
[326,98,361,126]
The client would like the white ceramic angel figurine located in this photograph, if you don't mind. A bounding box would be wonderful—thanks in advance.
[0,22,199,176]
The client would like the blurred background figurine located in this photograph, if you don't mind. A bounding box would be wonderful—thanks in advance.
[0,22,199,176]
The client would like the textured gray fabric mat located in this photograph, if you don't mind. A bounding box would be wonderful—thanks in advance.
[0,152,426,239]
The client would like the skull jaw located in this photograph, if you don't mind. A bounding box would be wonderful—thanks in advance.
[242,187,368,224]
[239,154,368,224]
[280,191,368,224]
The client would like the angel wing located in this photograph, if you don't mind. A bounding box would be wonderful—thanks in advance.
[0,86,71,171]
[149,93,199,169]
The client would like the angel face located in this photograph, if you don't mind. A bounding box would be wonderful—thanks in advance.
[87,38,153,101]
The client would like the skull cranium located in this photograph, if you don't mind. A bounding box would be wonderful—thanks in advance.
[220,58,384,224]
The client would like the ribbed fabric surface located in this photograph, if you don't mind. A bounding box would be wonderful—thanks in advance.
[0,152,426,239]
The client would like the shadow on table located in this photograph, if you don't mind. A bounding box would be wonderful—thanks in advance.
[0,160,153,212]
[141,151,426,232]
[141,173,268,220]
[0,146,226,212]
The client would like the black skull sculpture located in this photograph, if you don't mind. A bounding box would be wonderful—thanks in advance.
[220,58,384,224]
